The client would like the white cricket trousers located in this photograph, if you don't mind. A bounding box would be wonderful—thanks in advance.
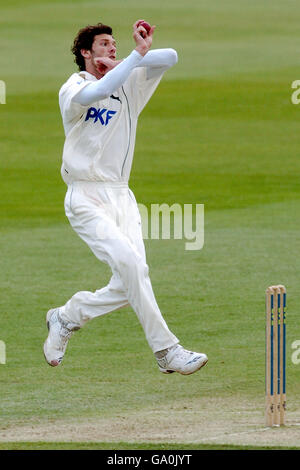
[60,180,179,353]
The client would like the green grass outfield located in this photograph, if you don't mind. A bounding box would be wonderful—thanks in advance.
[1,0,300,450]
[0,442,297,451]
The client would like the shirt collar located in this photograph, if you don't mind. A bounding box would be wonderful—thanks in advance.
[78,70,98,81]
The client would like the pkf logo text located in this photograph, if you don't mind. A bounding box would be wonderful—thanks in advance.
[85,107,116,126]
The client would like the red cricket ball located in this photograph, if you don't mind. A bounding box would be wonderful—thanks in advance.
[139,21,151,34]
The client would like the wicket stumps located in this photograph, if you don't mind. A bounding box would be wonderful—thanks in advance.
[265,285,286,427]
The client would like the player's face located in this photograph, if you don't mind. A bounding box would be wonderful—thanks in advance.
[91,34,117,60]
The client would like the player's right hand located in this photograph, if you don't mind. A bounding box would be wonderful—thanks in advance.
[133,19,155,56]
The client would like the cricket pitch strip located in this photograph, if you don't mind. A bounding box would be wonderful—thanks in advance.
[0,396,299,448]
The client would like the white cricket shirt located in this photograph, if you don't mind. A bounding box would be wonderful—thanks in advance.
[59,56,166,184]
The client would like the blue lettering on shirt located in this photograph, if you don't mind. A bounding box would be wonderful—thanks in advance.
[85,107,117,126]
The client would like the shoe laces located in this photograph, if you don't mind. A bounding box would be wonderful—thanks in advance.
[55,326,72,351]
[174,345,194,359]
[170,346,201,367]
[55,311,74,347]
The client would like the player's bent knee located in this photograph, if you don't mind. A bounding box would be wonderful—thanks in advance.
[117,247,148,277]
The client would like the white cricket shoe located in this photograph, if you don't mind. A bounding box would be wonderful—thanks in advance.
[43,308,80,367]
[156,344,208,375]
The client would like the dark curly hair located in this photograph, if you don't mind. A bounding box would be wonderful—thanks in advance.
[71,23,113,71]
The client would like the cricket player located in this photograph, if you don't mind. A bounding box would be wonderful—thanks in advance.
[43,20,208,375]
